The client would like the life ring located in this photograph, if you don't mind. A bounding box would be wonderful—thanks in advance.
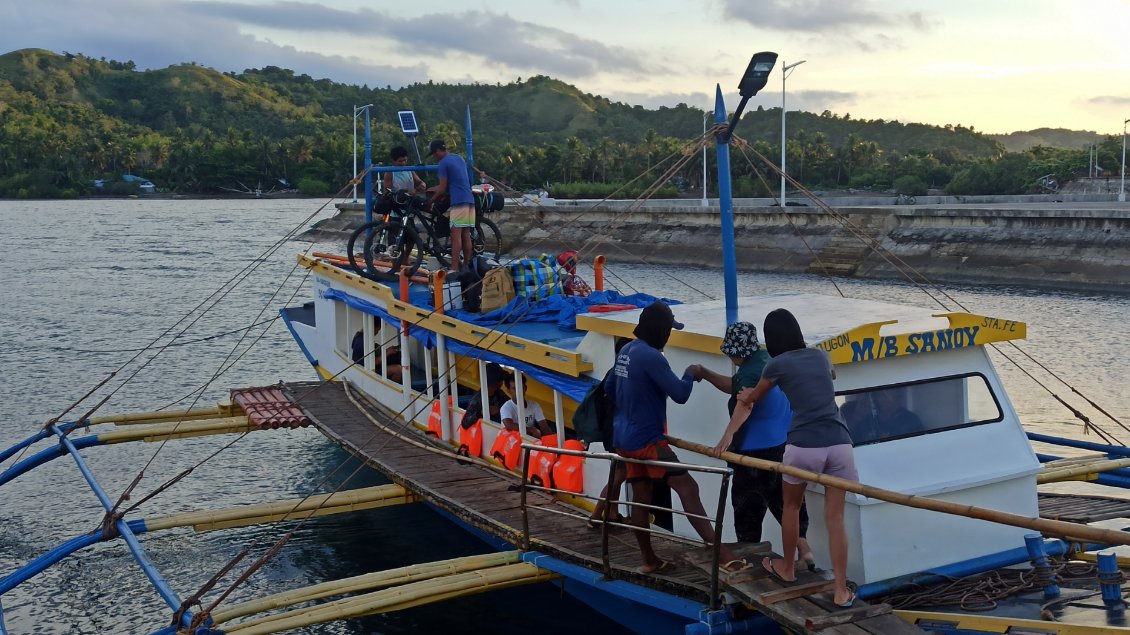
[587,303,637,313]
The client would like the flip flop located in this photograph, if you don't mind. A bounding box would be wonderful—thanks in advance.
[638,559,675,575]
[835,590,857,609]
[721,558,753,573]
[761,556,796,584]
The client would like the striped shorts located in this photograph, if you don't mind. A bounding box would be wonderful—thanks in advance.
[449,203,475,228]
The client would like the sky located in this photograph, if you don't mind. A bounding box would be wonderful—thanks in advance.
[3,0,1129,135]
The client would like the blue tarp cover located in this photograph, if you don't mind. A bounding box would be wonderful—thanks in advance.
[321,287,677,402]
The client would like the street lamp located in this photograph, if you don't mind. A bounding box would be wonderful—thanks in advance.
[780,60,806,207]
[352,104,373,201]
[1120,117,1129,203]
[702,111,709,207]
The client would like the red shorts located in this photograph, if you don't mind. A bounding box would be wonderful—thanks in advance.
[616,440,687,481]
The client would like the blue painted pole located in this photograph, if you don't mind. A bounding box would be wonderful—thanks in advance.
[0,421,82,466]
[858,538,1090,599]
[0,519,148,595]
[465,106,475,181]
[713,85,738,325]
[48,425,191,628]
[1024,533,1060,598]
[0,597,7,635]
[364,109,373,225]
[1097,552,1123,606]
[0,435,99,488]
[1028,432,1130,458]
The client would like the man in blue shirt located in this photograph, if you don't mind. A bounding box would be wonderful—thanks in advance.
[427,139,476,272]
[603,302,740,574]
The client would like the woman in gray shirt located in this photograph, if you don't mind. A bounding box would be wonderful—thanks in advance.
[736,308,858,608]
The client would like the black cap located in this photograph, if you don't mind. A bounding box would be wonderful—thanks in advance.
[427,139,447,157]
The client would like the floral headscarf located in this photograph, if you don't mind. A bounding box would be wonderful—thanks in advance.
[720,321,761,359]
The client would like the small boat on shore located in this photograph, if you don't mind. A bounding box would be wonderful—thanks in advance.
[2,54,1129,635]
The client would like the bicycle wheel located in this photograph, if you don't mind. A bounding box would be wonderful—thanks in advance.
[906,195,917,205]
[473,218,503,258]
[364,222,421,277]
[346,220,395,276]
[424,223,451,271]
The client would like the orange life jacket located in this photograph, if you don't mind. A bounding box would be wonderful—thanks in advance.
[527,435,559,488]
[552,439,586,493]
[426,395,454,438]
[490,428,523,470]
[458,418,483,458]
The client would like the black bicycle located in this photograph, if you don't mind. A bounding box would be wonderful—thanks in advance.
[347,190,502,279]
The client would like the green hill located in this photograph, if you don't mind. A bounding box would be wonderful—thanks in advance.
[0,48,1113,198]
[988,128,1105,153]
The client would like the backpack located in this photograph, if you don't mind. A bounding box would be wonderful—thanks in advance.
[480,267,515,313]
[571,371,615,444]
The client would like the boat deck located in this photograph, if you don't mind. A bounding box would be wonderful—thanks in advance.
[281,380,923,634]
[1037,493,1130,524]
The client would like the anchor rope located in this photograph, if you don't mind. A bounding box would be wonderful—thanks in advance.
[879,557,1096,611]
[65,319,279,354]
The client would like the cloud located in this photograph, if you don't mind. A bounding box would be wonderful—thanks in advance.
[184,2,652,78]
[1088,95,1130,107]
[720,0,931,32]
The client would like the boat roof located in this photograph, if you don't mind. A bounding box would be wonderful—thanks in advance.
[575,292,1027,364]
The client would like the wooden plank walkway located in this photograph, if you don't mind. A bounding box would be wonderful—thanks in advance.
[1038,492,1130,523]
[280,380,923,633]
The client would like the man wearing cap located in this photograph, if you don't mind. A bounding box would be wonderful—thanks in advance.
[427,139,475,272]
[603,301,741,574]
[694,322,815,569]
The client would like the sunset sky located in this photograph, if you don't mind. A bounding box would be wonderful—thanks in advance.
[4,0,1128,134]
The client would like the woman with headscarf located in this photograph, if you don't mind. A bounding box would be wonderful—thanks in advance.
[603,301,741,574]
[697,322,815,570]
[734,308,857,608]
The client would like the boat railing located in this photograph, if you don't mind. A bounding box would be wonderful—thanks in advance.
[518,443,733,610]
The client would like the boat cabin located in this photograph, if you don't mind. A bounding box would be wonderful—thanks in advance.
[576,292,1038,584]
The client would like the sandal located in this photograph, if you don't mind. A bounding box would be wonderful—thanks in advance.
[638,559,675,575]
[761,557,796,584]
[721,558,753,573]
[835,590,857,609]
[587,512,626,530]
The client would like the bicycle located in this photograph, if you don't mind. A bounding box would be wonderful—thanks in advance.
[347,190,502,279]
[894,193,917,205]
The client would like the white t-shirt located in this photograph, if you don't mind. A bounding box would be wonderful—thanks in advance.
[500,399,545,430]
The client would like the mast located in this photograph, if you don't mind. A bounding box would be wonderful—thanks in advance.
[714,85,739,326]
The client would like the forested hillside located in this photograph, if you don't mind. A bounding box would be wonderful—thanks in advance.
[0,48,1121,199]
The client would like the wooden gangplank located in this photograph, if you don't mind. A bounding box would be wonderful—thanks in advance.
[1038,492,1130,523]
[281,380,925,633]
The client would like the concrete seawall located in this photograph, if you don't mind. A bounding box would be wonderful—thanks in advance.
[308,201,1130,293]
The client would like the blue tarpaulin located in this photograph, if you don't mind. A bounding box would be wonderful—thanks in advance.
[448,289,678,331]
[319,288,642,401]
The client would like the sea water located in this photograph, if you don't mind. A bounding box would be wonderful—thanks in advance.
[0,199,1126,634]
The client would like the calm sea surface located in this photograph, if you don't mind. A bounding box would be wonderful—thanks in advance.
[0,199,1127,634]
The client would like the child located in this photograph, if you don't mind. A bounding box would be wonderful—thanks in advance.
[500,374,552,438]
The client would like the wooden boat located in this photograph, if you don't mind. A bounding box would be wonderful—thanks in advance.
[3,54,1129,635]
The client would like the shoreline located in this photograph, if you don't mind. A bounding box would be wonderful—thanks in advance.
[306,201,1130,295]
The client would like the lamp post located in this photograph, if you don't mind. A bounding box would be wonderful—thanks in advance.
[702,111,709,207]
[352,104,373,201]
[779,60,806,206]
[1120,117,1129,203]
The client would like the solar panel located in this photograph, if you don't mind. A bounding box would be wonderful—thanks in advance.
[398,111,419,135]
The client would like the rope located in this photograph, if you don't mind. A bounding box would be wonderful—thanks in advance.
[880,557,1095,611]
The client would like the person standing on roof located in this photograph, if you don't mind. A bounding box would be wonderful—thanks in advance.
[604,301,742,575]
[427,139,475,272]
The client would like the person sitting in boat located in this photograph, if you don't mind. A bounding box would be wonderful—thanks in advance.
[557,250,592,297]
[383,346,404,384]
[383,146,426,195]
[730,308,858,608]
[840,392,878,444]
[604,301,742,575]
[872,387,924,438]
[500,374,553,438]
[461,363,509,429]
[695,321,816,569]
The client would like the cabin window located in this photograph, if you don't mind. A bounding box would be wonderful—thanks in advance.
[836,373,1002,446]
